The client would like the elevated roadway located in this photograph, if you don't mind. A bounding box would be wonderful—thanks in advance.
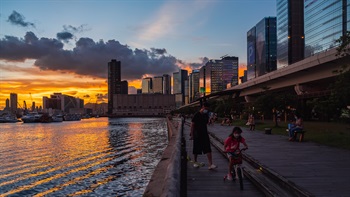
[183,47,350,108]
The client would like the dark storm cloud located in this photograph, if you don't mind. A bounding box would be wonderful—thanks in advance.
[0,32,181,81]
[7,11,35,28]
[0,32,63,61]
[151,48,167,55]
[56,32,74,41]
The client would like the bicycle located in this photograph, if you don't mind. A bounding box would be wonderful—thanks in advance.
[223,148,247,190]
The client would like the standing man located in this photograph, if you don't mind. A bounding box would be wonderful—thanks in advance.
[190,102,217,170]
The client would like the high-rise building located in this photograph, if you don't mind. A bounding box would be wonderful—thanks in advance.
[189,70,200,103]
[5,98,10,110]
[304,0,349,57]
[205,60,223,94]
[247,17,277,79]
[10,93,17,113]
[184,80,189,105]
[108,59,128,114]
[202,56,239,95]
[173,69,188,107]
[247,27,257,80]
[153,76,163,94]
[162,74,171,94]
[222,56,239,87]
[277,0,304,68]
[142,77,153,94]
[199,66,206,97]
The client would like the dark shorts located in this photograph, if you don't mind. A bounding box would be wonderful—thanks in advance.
[193,135,211,155]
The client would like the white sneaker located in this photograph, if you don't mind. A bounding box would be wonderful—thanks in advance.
[208,164,217,170]
[227,173,233,181]
[193,163,199,168]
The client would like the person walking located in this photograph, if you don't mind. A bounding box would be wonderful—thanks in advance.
[190,102,217,170]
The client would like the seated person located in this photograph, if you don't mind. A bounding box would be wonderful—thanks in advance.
[288,114,303,141]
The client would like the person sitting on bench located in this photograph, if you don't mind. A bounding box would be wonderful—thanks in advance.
[288,114,303,141]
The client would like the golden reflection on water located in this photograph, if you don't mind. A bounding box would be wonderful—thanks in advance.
[127,122,146,152]
[0,118,168,197]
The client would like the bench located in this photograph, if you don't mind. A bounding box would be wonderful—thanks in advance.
[286,129,305,142]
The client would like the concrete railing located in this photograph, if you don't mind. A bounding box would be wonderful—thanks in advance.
[143,117,185,197]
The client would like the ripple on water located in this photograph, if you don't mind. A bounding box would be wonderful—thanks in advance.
[0,117,169,196]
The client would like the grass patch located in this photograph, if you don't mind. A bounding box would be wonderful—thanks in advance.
[228,119,350,150]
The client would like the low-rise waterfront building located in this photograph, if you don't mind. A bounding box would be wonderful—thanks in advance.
[111,94,175,116]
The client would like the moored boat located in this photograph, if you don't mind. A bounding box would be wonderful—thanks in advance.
[21,112,42,123]
[0,114,19,123]
[52,115,63,122]
[63,114,81,121]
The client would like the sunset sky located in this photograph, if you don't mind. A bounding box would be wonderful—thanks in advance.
[0,0,276,109]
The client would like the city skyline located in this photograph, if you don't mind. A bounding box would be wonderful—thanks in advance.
[0,0,276,109]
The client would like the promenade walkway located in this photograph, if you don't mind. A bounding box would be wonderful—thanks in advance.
[185,121,350,197]
[185,122,264,197]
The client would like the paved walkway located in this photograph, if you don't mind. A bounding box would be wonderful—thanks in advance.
[185,123,264,197]
[199,122,350,197]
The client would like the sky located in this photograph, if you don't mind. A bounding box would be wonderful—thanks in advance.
[0,0,276,109]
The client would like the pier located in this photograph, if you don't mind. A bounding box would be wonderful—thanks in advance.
[144,117,350,196]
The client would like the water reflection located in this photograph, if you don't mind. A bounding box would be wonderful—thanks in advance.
[0,117,168,196]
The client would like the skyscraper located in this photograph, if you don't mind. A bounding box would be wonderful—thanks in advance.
[189,70,200,103]
[202,56,239,95]
[247,17,277,79]
[205,60,223,94]
[277,0,304,68]
[153,76,163,94]
[199,66,206,97]
[10,93,17,113]
[142,77,153,94]
[247,27,257,80]
[173,69,188,107]
[222,56,239,87]
[108,59,128,114]
[162,74,171,95]
[5,98,10,110]
[304,0,349,57]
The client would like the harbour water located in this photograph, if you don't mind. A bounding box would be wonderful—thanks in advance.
[0,117,168,196]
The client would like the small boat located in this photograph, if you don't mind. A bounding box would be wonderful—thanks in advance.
[52,115,63,122]
[63,114,81,121]
[21,112,42,123]
[0,114,19,123]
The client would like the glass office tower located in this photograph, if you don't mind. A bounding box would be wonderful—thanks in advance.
[247,27,256,80]
[304,0,349,57]
[276,0,304,68]
[249,17,277,79]
[202,56,239,95]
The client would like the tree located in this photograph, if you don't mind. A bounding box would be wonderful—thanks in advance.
[332,31,350,121]
[254,91,297,126]
[335,31,350,57]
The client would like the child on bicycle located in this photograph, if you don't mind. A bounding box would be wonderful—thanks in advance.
[224,127,248,180]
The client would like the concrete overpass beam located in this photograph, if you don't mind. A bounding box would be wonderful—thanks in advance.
[245,95,256,103]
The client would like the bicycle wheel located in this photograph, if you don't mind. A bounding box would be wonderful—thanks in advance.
[237,167,243,190]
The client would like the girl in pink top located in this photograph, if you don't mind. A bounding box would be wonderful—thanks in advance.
[224,127,248,180]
